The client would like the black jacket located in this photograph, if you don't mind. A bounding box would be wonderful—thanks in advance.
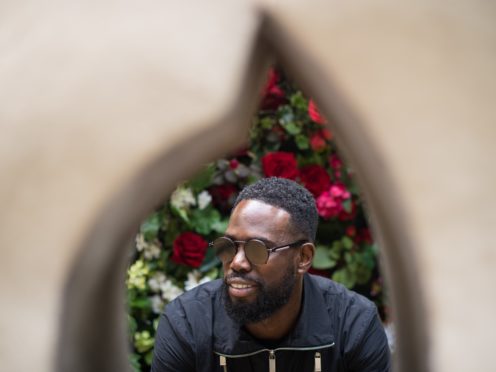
[152,273,391,372]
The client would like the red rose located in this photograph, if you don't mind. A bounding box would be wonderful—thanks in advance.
[310,132,327,152]
[308,99,327,124]
[354,227,373,244]
[299,165,331,197]
[229,159,239,169]
[321,128,333,140]
[171,232,208,268]
[345,226,357,237]
[260,68,287,110]
[261,151,299,180]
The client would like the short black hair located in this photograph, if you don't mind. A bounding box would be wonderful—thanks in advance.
[233,177,318,242]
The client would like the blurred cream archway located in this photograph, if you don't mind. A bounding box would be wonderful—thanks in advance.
[1,1,495,372]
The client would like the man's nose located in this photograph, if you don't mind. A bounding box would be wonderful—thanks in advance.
[229,244,252,272]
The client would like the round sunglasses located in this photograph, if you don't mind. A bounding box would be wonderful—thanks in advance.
[210,236,307,265]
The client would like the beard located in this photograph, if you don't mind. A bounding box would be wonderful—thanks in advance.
[222,263,297,324]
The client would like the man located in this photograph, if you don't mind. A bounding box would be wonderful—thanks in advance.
[152,177,391,372]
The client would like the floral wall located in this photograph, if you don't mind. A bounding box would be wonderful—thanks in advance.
[126,67,387,371]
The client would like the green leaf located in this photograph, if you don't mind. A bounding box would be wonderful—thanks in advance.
[130,297,151,310]
[348,182,360,196]
[341,236,354,250]
[188,163,215,192]
[199,256,221,273]
[329,240,343,259]
[134,331,155,353]
[282,121,301,135]
[260,116,275,129]
[278,106,294,125]
[355,263,372,284]
[128,314,138,335]
[190,207,221,235]
[140,212,162,241]
[332,268,356,288]
[329,245,341,260]
[344,252,353,264]
[312,245,336,269]
[128,353,141,372]
[205,267,220,279]
[144,350,154,366]
[342,199,352,213]
[211,218,229,234]
[289,91,308,111]
[295,134,309,150]
[170,205,190,224]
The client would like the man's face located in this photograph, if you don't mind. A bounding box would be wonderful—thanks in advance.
[221,199,300,324]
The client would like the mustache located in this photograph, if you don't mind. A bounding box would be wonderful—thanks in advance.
[224,272,263,287]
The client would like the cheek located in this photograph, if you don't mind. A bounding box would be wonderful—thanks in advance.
[222,261,230,275]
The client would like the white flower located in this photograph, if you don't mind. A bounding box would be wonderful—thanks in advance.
[160,279,184,302]
[197,191,212,210]
[170,186,196,210]
[148,272,166,292]
[143,241,161,260]
[185,270,212,291]
[135,233,147,252]
[150,295,165,314]
[126,260,149,290]
[136,233,161,260]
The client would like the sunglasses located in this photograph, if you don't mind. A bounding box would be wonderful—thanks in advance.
[210,236,307,265]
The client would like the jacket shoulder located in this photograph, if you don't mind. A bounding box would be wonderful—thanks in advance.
[152,279,223,371]
[164,278,222,319]
[307,273,376,312]
[306,275,390,370]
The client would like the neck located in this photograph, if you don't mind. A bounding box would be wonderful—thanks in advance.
[245,277,303,341]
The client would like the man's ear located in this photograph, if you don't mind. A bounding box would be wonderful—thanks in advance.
[297,242,315,274]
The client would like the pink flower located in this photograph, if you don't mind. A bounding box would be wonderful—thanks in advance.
[330,183,350,199]
[329,154,342,170]
[329,154,343,179]
[260,68,286,110]
[316,183,351,219]
[308,99,327,124]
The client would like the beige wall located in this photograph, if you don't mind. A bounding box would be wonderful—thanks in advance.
[0,1,495,371]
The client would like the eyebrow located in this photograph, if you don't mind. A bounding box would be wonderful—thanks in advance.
[223,234,275,246]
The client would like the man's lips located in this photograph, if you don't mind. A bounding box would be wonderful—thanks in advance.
[226,278,258,298]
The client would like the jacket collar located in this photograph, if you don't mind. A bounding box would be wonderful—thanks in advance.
[213,273,335,355]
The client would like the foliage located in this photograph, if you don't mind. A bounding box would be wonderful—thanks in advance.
[126,67,386,371]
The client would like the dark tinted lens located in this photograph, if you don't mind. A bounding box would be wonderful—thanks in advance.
[213,237,236,262]
[245,239,269,265]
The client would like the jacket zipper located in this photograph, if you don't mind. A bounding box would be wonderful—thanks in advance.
[269,350,276,372]
[314,352,321,372]
[215,342,334,372]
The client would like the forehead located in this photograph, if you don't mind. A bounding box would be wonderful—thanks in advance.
[226,199,292,241]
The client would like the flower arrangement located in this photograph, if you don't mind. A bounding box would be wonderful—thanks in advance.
[126,67,386,371]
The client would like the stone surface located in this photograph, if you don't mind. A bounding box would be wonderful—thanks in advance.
[0,0,495,371]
